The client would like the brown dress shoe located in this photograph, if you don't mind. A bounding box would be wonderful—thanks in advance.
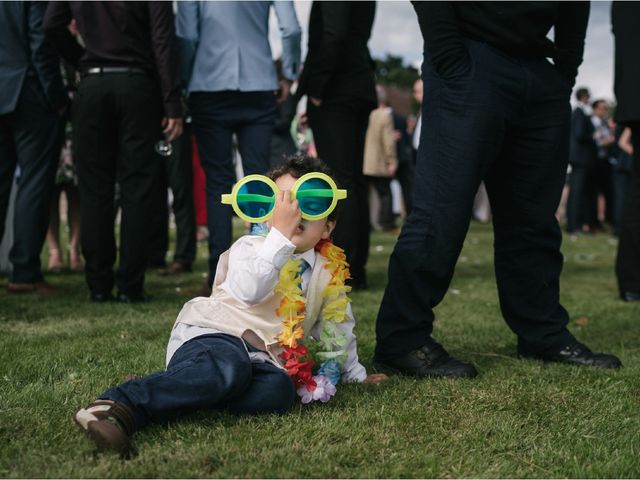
[74,400,135,456]
[7,281,55,294]
[158,261,191,276]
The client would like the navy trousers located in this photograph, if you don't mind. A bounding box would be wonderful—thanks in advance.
[375,39,576,361]
[102,334,295,431]
[0,76,62,283]
[189,91,277,284]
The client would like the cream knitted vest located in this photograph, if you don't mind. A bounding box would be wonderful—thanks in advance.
[172,235,332,363]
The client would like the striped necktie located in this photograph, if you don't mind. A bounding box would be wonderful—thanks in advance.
[296,259,310,291]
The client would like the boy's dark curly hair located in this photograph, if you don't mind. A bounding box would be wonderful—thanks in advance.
[267,154,341,221]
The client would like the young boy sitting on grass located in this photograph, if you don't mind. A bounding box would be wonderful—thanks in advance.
[74,155,387,455]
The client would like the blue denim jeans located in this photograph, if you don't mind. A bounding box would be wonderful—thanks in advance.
[375,39,576,360]
[101,334,295,431]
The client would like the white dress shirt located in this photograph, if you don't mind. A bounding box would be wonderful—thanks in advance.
[166,228,367,383]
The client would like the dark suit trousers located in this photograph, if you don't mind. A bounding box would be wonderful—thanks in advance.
[396,158,415,216]
[189,91,277,284]
[369,176,395,230]
[0,76,62,283]
[72,73,163,296]
[375,39,575,361]
[149,123,196,267]
[616,123,640,294]
[566,164,596,232]
[308,100,374,283]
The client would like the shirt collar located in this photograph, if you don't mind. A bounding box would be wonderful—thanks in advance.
[578,102,592,116]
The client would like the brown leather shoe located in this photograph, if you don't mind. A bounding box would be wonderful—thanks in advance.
[73,399,135,456]
[158,261,191,276]
[7,281,55,294]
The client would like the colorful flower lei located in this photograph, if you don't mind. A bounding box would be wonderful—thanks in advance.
[275,238,352,404]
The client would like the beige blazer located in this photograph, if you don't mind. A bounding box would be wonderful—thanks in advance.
[363,107,398,177]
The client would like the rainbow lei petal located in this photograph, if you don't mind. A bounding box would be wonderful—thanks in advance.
[275,240,352,404]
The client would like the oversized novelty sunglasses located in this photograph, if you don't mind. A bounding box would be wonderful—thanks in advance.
[221,173,347,223]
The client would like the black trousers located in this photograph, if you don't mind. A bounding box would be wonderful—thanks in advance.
[72,73,163,296]
[0,76,62,283]
[396,158,415,216]
[566,164,596,233]
[369,176,395,230]
[375,39,575,360]
[616,123,640,294]
[308,100,374,284]
[612,169,631,235]
[149,123,196,267]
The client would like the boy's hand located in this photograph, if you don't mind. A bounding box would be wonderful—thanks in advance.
[271,190,301,240]
[362,373,389,385]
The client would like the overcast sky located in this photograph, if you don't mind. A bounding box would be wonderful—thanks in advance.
[271,1,615,103]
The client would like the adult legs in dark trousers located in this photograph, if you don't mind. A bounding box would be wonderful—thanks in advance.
[73,73,164,301]
[369,176,396,231]
[593,157,614,228]
[0,76,62,291]
[375,40,620,377]
[148,123,196,274]
[566,164,596,233]
[308,100,374,288]
[616,123,640,300]
[189,91,277,286]
[395,158,415,217]
[612,166,632,235]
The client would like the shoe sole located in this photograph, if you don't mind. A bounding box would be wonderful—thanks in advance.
[517,353,622,369]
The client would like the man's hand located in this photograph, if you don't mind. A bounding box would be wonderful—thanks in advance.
[162,117,183,142]
[271,190,301,239]
[362,373,389,385]
[275,79,293,104]
[309,96,322,107]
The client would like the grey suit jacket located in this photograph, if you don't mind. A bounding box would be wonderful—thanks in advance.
[0,1,65,115]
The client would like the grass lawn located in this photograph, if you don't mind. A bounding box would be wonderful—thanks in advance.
[1,221,639,478]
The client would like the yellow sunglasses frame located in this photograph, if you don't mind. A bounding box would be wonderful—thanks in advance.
[221,172,347,223]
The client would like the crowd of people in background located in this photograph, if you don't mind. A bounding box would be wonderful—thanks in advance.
[0,1,638,309]
[565,87,633,237]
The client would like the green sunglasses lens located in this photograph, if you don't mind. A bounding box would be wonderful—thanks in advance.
[237,180,275,219]
[296,177,334,217]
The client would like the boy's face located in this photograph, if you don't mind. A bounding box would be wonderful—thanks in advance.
[270,173,336,253]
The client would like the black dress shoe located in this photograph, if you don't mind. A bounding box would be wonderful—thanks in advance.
[518,341,622,369]
[90,292,113,303]
[375,340,478,379]
[620,291,640,302]
[115,292,152,303]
